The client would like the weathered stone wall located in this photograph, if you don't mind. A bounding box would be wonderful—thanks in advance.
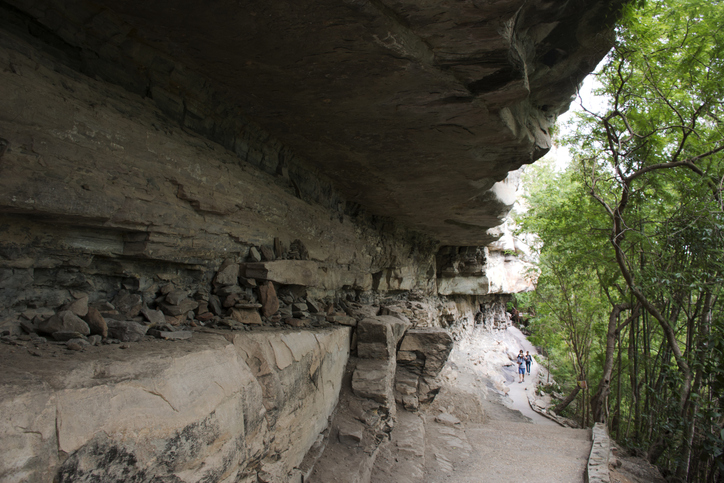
[586,422,611,483]
[0,29,438,322]
[0,24,520,482]
[0,0,624,246]
[0,328,350,483]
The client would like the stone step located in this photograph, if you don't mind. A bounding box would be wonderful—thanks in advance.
[370,410,426,483]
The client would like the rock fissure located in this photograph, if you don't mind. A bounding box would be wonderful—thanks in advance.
[141,387,180,414]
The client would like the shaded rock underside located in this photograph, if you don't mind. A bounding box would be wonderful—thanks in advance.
[1,0,621,245]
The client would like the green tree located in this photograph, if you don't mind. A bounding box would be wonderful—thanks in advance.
[562,0,724,479]
[519,159,618,424]
[522,0,724,479]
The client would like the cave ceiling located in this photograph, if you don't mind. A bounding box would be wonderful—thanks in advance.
[3,0,622,245]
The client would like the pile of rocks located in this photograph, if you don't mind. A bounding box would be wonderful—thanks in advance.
[201,258,347,331]
[0,249,360,353]
[7,287,197,352]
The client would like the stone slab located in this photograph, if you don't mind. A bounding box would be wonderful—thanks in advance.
[244,261,318,286]
[0,328,350,482]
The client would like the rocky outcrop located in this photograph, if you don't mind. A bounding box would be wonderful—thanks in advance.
[352,316,411,413]
[0,328,350,482]
[436,243,537,296]
[436,172,538,297]
[0,0,622,245]
[0,0,624,479]
[395,328,454,411]
[0,32,437,322]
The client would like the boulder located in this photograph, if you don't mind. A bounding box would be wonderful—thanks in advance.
[214,260,240,286]
[399,328,454,378]
[395,328,454,408]
[106,320,149,342]
[37,311,90,336]
[160,299,199,316]
[165,289,190,306]
[83,307,108,338]
[356,316,410,360]
[259,281,279,317]
[61,295,89,317]
[249,247,262,262]
[327,315,357,327]
[244,260,318,286]
[52,331,87,342]
[112,291,143,318]
[231,308,262,325]
[140,307,166,326]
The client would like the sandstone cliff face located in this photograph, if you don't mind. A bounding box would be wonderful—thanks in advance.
[0,34,438,315]
[1,0,621,245]
[0,328,350,482]
[0,0,621,480]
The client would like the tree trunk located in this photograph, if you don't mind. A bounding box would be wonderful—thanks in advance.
[615,326,623,438]
[591,302,635,423]
[675,291,713,481]
[553,385,581,415]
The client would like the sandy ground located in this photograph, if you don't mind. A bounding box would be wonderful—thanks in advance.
[418,325,664,483]
[419,325,591,482]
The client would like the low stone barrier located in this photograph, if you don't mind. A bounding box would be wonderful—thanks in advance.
[586,422,611,483]
[0,327,350,482]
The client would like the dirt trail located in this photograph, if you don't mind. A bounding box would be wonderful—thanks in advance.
[500,326,558,426]
[372,325,592,483]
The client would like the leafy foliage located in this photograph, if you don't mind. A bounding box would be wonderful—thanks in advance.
[520,0,724,480]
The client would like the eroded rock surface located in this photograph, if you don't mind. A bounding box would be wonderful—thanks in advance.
[0,0,622,245]
[0,328,350,483]
[396,328,454,410]
[0,0,624,480]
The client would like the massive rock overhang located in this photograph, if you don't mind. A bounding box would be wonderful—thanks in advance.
[2,0,622,245]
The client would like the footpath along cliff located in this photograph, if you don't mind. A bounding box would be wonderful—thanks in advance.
[0,1,629,481]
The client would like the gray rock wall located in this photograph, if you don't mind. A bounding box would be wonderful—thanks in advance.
[0,30,437,320]
[0,0,623,246]
[0,29,515,481]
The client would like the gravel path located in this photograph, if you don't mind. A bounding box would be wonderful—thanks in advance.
[422,326,592,482]
[436,420,592,482]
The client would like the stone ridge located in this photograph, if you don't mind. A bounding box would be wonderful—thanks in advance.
[1,0,624,245]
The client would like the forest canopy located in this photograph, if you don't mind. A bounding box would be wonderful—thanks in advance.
[517,0,724,481]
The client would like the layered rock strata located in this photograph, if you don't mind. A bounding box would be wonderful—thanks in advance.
[0,328,350,483]
[0,0,622,245]
[396,328,454,411]
[0,32,436,323]
[0,0,623,480]
[352,315,411,415]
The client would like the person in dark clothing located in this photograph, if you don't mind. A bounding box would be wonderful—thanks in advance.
[525,351,533,375]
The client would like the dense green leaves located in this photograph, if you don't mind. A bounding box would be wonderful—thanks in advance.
[520,0,724,480]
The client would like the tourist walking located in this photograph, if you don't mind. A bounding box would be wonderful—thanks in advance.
[517,350,525,383]
[525,351,532,375]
